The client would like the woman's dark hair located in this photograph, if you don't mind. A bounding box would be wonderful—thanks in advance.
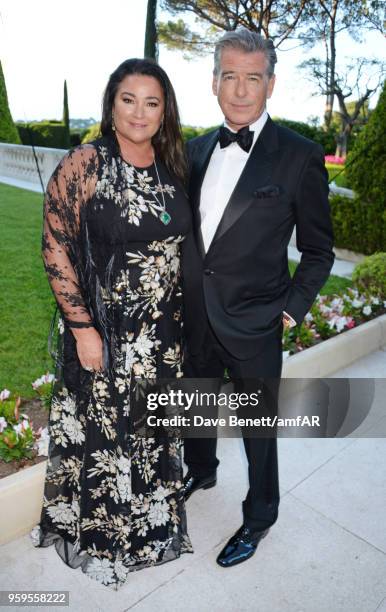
[101,58,187,185]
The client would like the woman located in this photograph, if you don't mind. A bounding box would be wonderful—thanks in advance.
[30,58,193,589]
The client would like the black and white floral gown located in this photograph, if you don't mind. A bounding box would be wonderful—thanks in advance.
[30,135,193,589]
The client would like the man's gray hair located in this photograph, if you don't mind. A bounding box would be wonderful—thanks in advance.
[213,27,277,78]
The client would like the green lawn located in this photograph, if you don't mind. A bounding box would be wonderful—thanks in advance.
[326,163,349,189]
[288,260,352,294]
[0,183,55,398]
[0,182,352,399]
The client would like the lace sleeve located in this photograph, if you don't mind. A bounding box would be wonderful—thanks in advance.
[42,145,98,328]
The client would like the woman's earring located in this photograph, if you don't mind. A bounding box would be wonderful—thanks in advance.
[112,114,116,132]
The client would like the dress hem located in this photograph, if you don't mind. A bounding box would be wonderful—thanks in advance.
[30,524,194,591]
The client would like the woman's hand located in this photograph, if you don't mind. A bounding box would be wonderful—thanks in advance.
[71,327,104,372]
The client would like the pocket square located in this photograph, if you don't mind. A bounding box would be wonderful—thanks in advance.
[254,185,282,198]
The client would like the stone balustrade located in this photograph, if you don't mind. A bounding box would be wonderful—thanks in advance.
[0,143,67,192]
[0,142,356,199]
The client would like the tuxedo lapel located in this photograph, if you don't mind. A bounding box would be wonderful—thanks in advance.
[207,118,279,253]
[189,129,219,258]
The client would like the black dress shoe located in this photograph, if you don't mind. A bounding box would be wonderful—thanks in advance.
[183,472,217,500]
[216,525,270,568]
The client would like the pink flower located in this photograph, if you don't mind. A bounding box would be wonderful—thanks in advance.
[346,319,355,329]
[0,389,10,401]
[21,418,30,430]
[32,372,55,390]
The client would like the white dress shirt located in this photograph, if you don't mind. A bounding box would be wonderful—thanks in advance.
[200,110,268,253]
[199,110,297,328]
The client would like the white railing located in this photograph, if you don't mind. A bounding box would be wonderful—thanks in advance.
[0,143,356,200]
[0,143,67,191]
[329,181,355,199]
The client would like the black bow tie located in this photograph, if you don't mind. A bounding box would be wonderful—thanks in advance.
[219,125,254,153]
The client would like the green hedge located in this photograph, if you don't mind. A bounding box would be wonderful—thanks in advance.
[330,194,386,255]
[16,121,70,149]
[182,120,336,152]
[273,118,336,154]
[76,121,336,152]
[81,123,101,143]
[80,124,218,144]
[70,128,90,146]
[182,125,219,141]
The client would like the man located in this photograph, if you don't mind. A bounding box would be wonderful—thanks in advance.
[181,28,335,567]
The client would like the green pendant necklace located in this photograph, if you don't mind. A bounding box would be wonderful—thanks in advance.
[153,158,171,225]
[123,152,172,226]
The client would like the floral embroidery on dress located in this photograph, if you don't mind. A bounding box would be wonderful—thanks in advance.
[94,146,176,225]
[30,136,193,590]
[101,236,183,323]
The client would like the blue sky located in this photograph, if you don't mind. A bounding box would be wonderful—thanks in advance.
[0,0,384,127]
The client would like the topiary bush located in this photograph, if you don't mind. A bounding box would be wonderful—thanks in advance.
[346,81,386,209]
[352,252,386,298]
[329,194,386,255]
[0,60,21,144]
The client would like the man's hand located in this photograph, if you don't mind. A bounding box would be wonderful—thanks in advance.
[71,327,104,371]
[282,311,296,330]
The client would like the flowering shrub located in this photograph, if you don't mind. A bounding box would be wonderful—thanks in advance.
[32,372,55,410]
[325,155,345,165]
[0,391,35,462]
[0,389,50,463]
[283,288,386,356]
[0,373,55,467]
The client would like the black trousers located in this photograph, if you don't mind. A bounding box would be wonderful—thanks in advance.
[183,320,282,531]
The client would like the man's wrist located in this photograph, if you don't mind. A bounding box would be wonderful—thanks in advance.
[282,311,297,329]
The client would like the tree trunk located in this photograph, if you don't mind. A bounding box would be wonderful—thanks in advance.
[324,0,338,129]
[335,122,352,160]
[144,0,158,60]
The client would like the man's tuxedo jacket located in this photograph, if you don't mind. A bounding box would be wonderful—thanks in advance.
[182,116,335,360]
